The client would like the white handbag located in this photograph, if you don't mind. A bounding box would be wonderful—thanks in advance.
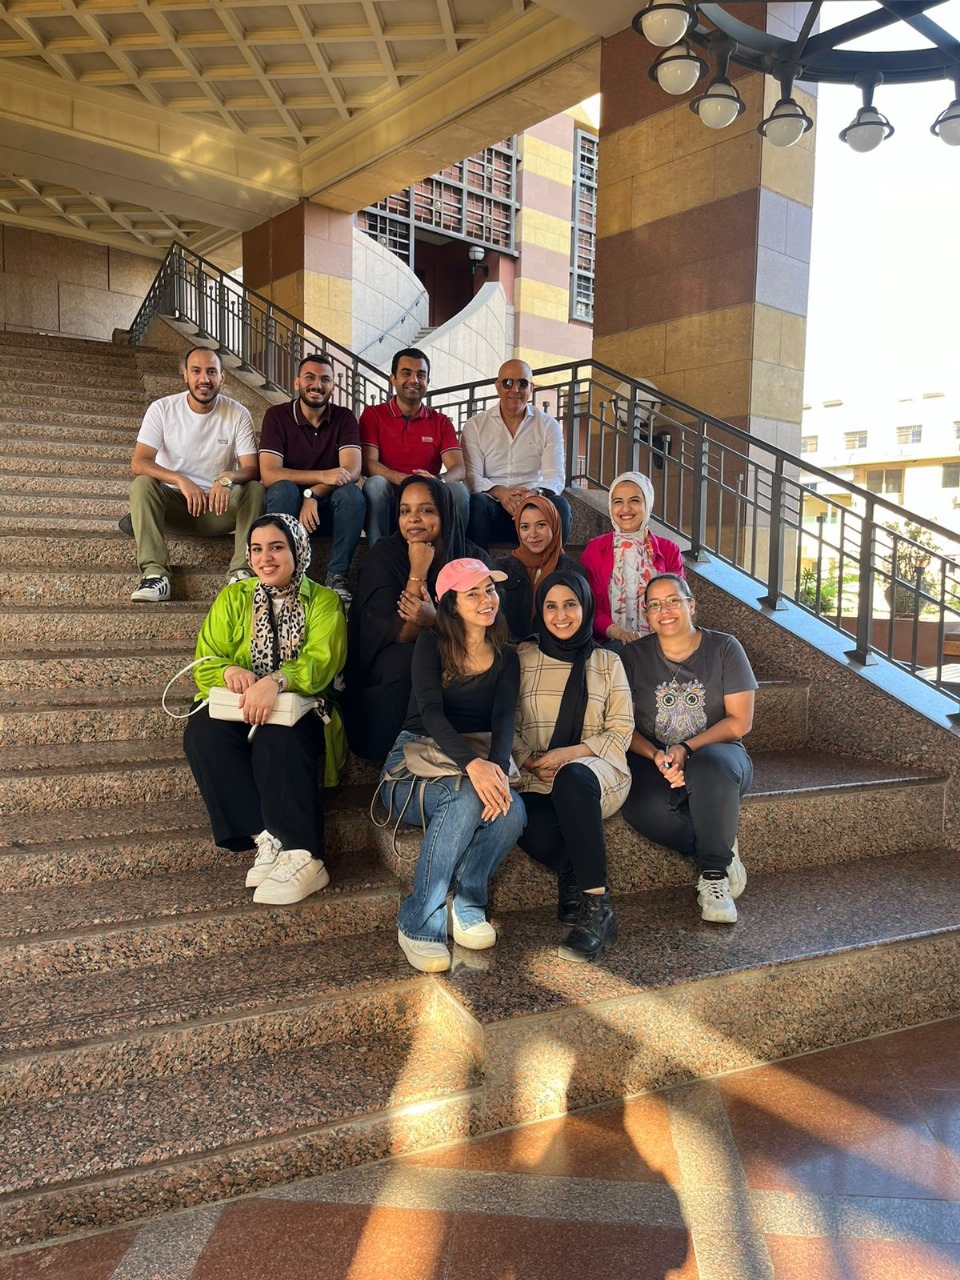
[162,656,322,731]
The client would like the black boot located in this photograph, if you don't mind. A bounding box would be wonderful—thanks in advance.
[557,864,580,924]
[558,891,617,963]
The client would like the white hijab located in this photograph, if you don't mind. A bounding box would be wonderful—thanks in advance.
[608,470,657,635]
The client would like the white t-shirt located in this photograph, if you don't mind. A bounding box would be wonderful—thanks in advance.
[136,393,257,490]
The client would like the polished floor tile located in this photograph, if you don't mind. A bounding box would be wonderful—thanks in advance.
[0,1231,136,1280]
[764,1233,960,1279]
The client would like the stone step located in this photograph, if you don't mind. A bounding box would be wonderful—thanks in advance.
[0,603,205,647]
[0,568,225,606]
[0,973,477,1248]
[0,514,128,535]
[0,473,131,497]
[0,365,144,394]
[1,434,132,463]
[0,530,234,570]
[0,492,131,520]
[0,412,142,439]
[448,846,960,1131]
[375,751,947,909]
[0,844,399,986]
[0,452,132,479]
[0,385,145,409]
[0,333,148,358]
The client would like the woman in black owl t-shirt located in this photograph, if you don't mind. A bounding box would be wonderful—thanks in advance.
[619,574,758,926]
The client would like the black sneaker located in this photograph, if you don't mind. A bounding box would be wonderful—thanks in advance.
[558,891,617,963]
[325,573,352,608]
[118,513,134,537]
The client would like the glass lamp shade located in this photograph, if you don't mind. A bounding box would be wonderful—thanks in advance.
[758,97,814,148]
[636,1,697,49]
[650,43,707,95]
[931,100,960,145]
[691,78,745,130]
[840,106,894,152]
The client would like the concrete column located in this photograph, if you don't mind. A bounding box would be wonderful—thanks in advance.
[592,7,815,457]
[242,202,353,347]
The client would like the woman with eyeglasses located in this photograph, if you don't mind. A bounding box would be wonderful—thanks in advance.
[620,574,758,925]
[513,571,633,962]
[580,470,684,647]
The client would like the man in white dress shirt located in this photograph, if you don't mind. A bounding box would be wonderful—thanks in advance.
[461,359,572,550]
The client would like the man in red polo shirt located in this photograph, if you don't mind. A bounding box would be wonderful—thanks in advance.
[259,353,365,605]
[359,347,469,545]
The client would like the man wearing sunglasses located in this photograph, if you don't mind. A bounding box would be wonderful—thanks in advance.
[461,359,572,550]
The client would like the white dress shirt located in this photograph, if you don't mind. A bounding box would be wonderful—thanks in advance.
[461,403,566,494]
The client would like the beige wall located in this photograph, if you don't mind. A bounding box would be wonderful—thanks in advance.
[0,224,158,340]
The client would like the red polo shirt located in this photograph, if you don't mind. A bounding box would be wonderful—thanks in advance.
[359,397,460,476]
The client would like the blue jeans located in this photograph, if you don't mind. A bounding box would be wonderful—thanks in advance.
[467,490,573,550]
[382,732,526,943]
[622,742,753,876]
[363,475,470,546]
[265,480,365,577]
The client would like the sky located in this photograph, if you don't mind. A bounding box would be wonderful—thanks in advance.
[803,1,960,404]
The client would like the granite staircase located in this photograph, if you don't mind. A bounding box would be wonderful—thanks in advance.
[1,330,959,1252]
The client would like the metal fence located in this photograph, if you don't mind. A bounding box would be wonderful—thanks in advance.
[129,247,960,711]
[128,243,391,416]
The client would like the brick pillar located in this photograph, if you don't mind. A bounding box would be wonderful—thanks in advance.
[592,8,815,457]
[242,202,353,347]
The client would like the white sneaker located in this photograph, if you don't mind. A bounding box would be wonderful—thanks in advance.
[227,568,255,585]
[131,574,170,602]
[245,829,282,888]
[398,928,451,973]
[697,875,738,924]
[447,905,497,951]
[727,840,747,900]
[252,849,329,904]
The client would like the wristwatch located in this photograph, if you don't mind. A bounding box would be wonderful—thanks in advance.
[269,671,286,692]
[303,488,314,500]
[217,476,233,489]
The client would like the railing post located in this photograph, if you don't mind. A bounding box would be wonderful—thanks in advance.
[758,458,787,610]
[238,296,253,371]
[687,425,708,561]
[215,273,227,356]
[845,499,878,666]
[262,309,279,392]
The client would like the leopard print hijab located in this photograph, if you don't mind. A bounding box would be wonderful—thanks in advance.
[247,514,310,677]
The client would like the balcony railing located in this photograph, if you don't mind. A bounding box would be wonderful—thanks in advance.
[129,247,960,713]
[128,244,391,417]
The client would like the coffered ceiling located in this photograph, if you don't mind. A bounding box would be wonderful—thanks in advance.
[0,1,626,259]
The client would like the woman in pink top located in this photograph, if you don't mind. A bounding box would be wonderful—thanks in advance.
[579,470,684,646]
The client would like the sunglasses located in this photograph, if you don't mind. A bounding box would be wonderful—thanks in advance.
[498,378,531,391]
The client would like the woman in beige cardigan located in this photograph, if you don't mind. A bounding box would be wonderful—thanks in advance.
[513,571,634,963]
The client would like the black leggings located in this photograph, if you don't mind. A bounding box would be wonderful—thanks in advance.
[517,763,607,891]
[183,706,326,858]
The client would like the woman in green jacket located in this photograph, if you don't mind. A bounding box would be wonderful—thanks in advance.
[184,513,347,904]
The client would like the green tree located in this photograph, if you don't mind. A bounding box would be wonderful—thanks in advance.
[881,520,940,617]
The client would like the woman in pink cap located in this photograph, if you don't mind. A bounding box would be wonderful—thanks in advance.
[379,557,525,972]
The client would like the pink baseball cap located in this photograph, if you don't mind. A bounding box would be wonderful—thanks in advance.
[434,557,507,602]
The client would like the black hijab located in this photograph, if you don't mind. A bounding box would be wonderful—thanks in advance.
[533,570,596,750]
[395,473,473,566]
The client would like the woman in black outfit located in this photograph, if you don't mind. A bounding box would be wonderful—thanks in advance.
[345,474,490,760]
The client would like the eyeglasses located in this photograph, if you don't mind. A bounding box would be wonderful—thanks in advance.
[644,595,690,614]
[498,378,531,391]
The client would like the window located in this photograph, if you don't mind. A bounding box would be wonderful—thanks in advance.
[866,468,904,497]
[800,435,818,454]
[896,425,922,445]
[943,464,960,489]
[844,431,867,450]
[356,138,518,268]
[570,129,598,322]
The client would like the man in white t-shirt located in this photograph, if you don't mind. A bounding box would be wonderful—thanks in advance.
[126,346,264,601]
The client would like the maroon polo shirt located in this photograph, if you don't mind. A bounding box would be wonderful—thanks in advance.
[359,397,460,477]
[259,399,360,471]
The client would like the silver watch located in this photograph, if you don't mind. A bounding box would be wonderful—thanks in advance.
[303,488,314,500]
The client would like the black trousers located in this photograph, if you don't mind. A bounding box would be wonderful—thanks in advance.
[183,706,326,858]
[517,763,607,891]
[345,643,414,762]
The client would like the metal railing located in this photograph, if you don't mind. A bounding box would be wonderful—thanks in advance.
[129,247,960,711]
[128,244,391,417]
[430,364,960,712]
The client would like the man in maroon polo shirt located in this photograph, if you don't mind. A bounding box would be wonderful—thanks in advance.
[259,353,364,604]
[359,347,469,545]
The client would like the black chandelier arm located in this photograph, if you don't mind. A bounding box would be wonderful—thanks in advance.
[802,0,946,59]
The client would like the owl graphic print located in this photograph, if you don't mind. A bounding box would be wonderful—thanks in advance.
[655,674,707,745]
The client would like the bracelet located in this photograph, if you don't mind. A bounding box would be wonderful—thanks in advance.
[678,741,693,757]
[407,575,424,582]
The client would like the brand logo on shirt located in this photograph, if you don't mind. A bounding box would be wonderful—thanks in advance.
[217,436,229,445]
[421,436,433,443]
